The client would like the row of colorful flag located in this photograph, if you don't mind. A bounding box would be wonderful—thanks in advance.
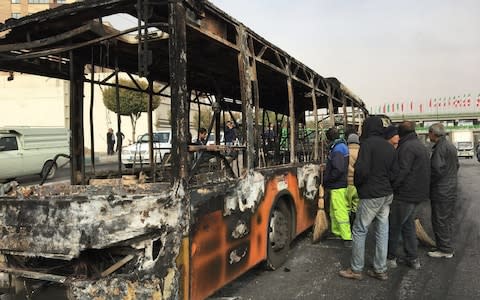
[370,93,480,114]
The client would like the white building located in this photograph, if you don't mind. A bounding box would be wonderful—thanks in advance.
[0,71,170,153]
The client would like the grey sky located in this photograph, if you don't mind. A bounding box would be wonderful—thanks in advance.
[211,0,480,108]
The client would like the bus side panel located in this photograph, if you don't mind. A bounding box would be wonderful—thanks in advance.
[292,164,320,235]
[190,164,320,300]
[189,176,270,300]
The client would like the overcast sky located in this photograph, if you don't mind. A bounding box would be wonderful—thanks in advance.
[210,0,480,108]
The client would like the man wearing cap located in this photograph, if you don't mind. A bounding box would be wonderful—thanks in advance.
[387,121,430,270]
[323,127,351,247]
[384,125,400,149]
[427,123,459,258]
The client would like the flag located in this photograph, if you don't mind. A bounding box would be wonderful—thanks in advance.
[419,103,423,113]
[391,103,394,113]
[383,104,386,113]
[429,99,432,108]
[401,102,404,112]
[410,101,413,111]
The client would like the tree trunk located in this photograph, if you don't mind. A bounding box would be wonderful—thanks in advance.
[130,114,137,144]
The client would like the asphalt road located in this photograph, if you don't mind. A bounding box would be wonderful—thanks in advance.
[211,159,480,300]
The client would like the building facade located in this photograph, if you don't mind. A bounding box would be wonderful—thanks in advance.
[0,0,75,23]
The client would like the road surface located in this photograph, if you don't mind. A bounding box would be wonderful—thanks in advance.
[211,159,480,299]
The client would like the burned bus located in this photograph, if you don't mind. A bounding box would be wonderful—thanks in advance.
[0,0,367,299]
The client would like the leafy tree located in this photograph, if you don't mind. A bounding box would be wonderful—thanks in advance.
[102,78,161,142]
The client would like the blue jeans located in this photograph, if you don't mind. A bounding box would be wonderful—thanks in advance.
[351,194,393,273]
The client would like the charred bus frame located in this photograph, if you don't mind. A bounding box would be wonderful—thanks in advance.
[0,0,368,299]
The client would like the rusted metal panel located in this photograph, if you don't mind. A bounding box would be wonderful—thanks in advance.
[169,0,190,181]
[69,52,85,185]
[236,24,255,170]
[287,74,296,163]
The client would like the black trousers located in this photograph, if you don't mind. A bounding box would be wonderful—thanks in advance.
[388,201,418,261]
[431,201,455,253]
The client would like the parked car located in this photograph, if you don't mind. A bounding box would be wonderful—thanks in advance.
[0,127,69,182]
[121,131,171,168]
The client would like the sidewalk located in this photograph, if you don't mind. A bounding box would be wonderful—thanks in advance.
[85,152,118,165]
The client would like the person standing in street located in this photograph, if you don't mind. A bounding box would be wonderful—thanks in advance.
[476,143,480,162]
[106,128,115,155]
[116,131,125,153]
[427,123,459,258]
[323,127,351,247]
[387,121,430,270]
[346,133,360,226]
[224,120,237,145]
[339,116,395,281]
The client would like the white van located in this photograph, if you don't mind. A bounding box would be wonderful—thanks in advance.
[0,127,69,182]
[121,131,171,168]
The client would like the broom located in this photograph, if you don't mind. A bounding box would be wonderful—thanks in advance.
[313,184,328,242]
[313,122,328,243]
[415,218,436,248]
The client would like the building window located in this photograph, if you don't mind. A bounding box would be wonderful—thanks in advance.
[28,0,50,4]
[57,0,66,3]
[11,13,22,18]
[11,0,21,4]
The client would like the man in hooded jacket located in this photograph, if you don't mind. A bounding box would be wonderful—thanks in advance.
[339,116,396,281]
[387,121,430,270]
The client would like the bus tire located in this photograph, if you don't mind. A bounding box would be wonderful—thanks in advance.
[265,199,292,270]
[41,160,57,180]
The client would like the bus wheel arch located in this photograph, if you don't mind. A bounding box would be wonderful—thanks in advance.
[265,193,295,270]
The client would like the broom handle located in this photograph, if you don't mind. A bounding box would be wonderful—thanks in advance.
[319,121,325,209]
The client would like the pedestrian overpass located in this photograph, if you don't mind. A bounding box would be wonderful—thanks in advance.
[388,112,480,146]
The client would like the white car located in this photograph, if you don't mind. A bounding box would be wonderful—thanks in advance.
[122,131,171,168]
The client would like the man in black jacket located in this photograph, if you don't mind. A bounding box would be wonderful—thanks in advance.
[427,123,459,258]
[387,121,430,270]
[339,116,396,281]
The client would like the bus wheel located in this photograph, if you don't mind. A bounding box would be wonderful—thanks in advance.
[266,200,292,270]
[41,160,57,180]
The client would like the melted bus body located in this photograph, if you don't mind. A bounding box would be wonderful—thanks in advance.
[0,1,368,299]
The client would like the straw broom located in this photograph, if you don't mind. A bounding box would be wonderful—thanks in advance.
[415,218,436,247]
[313,184,328,242]
[313,122,329,242]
